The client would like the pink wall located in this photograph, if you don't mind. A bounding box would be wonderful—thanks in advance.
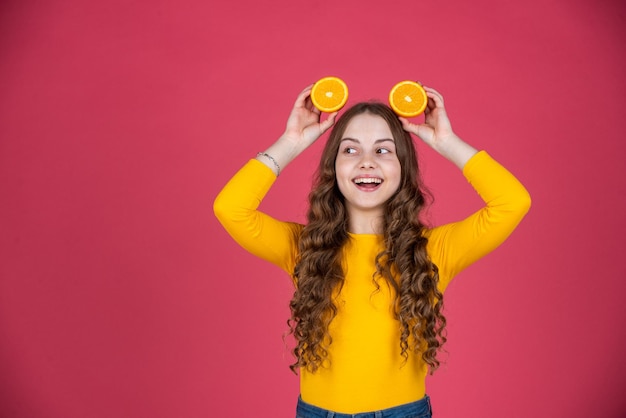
[1,0,624,417]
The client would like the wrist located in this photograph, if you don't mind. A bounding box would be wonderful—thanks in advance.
[256,136,303,176]
[256,152,281,176]
[276,134,306,158]
[434,134,478,169]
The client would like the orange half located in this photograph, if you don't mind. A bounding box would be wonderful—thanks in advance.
[311,76,349,113]
[389,81,428,117]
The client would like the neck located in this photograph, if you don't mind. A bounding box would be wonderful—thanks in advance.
[348,212,384,234]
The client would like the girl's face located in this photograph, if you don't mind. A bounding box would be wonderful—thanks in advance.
[335,113,402,224]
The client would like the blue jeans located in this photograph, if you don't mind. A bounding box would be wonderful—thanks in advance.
[295,395,432,418]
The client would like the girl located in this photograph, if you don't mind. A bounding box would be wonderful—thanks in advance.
[214,84,531,417]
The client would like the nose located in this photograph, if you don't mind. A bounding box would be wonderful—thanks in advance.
[359,154,376,169]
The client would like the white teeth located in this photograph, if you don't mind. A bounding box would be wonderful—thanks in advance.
[354,178,382,184]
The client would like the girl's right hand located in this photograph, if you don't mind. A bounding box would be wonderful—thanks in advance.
[257,85,338,176]
[280,85,338,155]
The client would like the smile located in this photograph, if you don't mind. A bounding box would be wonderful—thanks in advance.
[354,177,382,184]
[353,177,383,190]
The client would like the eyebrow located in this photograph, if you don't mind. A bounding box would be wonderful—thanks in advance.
[340,137,395,144]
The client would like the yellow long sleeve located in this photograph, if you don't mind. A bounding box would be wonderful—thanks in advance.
[213,151,531,412]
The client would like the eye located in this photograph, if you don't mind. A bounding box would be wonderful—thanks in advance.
[376,147,391,154]
[343,146,357,154]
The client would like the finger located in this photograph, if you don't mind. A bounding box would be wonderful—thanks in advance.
[402,117,434,141]
[414,125,434,144]
[295,85,314,107]
[319,111,338,133]
[423,99,434,115]
[304,94,319,114]
[427,92,443,108]
[417,82,437,111]
[424,87,445,108]
[423,86,443,98]
[425,95,440,114]
[399,117,417,134]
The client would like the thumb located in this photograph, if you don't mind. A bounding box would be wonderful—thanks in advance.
[319,111,338,134]
[399,117,415,134]
[400,117,433,144]
[399,117,425,138]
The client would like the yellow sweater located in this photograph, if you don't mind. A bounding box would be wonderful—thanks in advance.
[213,151,531,413]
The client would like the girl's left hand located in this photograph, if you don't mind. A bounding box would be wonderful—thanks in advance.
[398,86,457,152]
[399,85,478,169]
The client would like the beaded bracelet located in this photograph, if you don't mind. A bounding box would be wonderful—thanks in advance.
[257,152,281,176]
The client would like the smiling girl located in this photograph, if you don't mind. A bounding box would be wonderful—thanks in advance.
[213,84,531,418]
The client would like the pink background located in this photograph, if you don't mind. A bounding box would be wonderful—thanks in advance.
[1,0,625,417]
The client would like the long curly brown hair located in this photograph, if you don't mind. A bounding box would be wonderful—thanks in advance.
[289,102,446,374]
